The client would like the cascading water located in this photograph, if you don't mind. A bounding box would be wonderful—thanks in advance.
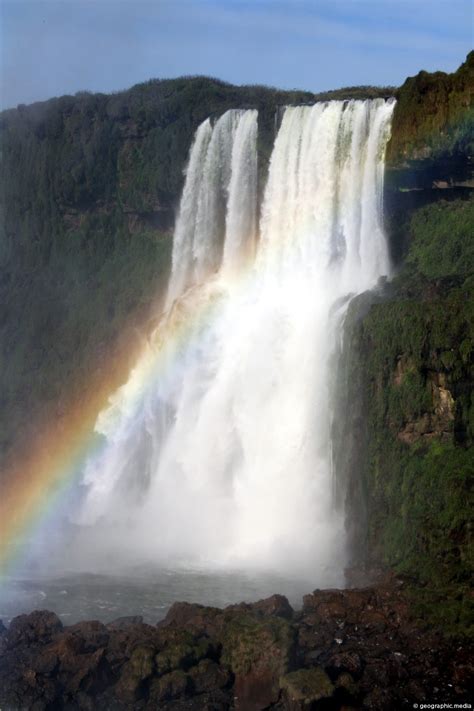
[73,100,395,583]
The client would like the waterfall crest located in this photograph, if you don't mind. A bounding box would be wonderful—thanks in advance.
[74,99,395,580]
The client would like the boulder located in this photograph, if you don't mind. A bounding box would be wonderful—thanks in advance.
[66,620,109,651]
[114,644,156,702]
[158,602,223,636]
[302,589,344,612]
[155,630,215,674]
[327,651,363,679]
[251,594,294,619]
[221,613,296,710]
[335,671,359,699]
[189,658,231,694]
[107,615,144,630]
[105,622,161,671]
[7,610,63,647]
[362,686,394,709]
[227,594,294,620]
[59,647,110,696]
[280,667,335,709]
[149,668,190,702]
[358,608,387,632]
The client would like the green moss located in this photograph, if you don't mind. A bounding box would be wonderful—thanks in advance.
[336,195,474,636]
[372,441,473,580]
[220,614,295,677]
[405,583,474,638]
[280,667,334,703]
[155,634,212,674]
[405,199,474,281]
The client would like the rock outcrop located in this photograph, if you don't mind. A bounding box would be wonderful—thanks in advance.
[0,575,472,710]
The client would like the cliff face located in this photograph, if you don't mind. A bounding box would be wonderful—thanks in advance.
[333,54,474,631]
[384,51,474,265]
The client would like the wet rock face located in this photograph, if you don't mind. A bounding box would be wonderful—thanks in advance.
[0,580,472,710]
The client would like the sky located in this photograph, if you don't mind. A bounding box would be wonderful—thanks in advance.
[0,0,472,110]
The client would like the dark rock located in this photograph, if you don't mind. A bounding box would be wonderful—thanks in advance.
[31,649,59,675]
[155,630,215,674]
[358,608,387,632]
[362,686,394,710]
[158,601,223,636]
[227,594,294,620]
[107,615,144,630]
[335,671,359,699]
[105,621,161,671]
[149,668,190,702]
[361,661,391,689]
[189,659,231,694]
[222,614,296,710]
[0,576,472,710]
[302,589,344,612]
[7,610,63,646]
[327,651,363,679]
[60,647,110,696]
[114,644,156,702]
[66,619,110,650]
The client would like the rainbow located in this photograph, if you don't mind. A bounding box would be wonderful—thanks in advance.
[0,265,252,579]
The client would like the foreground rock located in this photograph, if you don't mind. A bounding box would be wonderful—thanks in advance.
[0,576,472,710]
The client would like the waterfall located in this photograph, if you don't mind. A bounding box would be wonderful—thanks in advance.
[167,109,258,305]
[74,99,394,580]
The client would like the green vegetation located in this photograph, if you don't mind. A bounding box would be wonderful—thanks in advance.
[405,198,474,280]
[0,219,172,457]
[336,195,474,635]
[387,50,474,163]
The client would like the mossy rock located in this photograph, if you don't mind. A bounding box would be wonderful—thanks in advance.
[115,644,156,701]
[149,668,190,702]
[335,671,359,698]
[280,667,335,706]
[220,613,295,677]
[155,632,214,674]
[188,659,231,694]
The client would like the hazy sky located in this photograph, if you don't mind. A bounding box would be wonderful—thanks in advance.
[1,0,472,109]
